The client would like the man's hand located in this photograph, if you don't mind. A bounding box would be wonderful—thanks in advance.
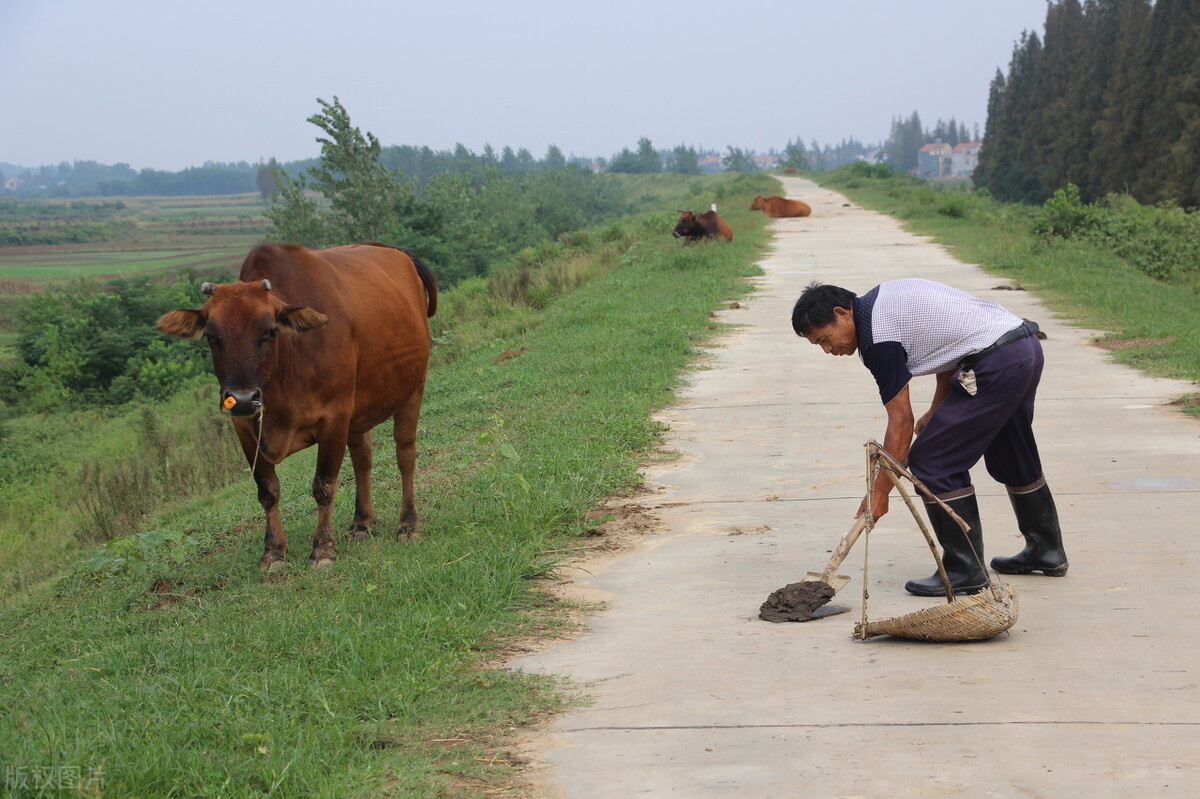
[856,491,890,521]
[915,408,934,435]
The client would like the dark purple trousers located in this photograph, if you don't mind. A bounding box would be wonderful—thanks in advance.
[907,335,1045,499]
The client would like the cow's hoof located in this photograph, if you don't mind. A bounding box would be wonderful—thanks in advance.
[259,553,287,570]
[309,556,336,568]
[396,526,420,542]
[347,524,372,542]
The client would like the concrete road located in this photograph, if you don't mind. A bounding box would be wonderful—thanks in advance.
[510,177,1200,797]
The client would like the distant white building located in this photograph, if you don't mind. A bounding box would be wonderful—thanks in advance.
[752,153,780,171]
[951,142,981,177]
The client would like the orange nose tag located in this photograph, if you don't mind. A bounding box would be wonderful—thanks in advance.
[223,396,237,410]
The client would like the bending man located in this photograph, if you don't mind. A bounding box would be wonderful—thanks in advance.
[791,278,1068,596]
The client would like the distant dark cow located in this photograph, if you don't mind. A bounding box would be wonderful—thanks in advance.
[157,242,438,568]
[673,205,734,244]
[750,195,812,218]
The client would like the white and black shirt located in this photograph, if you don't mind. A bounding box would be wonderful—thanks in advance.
[854,278,1022,405]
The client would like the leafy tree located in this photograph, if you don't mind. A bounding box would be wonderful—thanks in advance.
[0,275,221,409]
[301,96,406,241]
[636,137,661,173]
[885,112,924,173]
[721,146,757,173]
[543,144,567,169]
[977,0,1199,205]
[266,169,333,246]
[256,158,279,202]
[780,139,809,171]
[606,147,640,173]
[667,145,701,175]
[500,146,519,172]
[1134,0,1200,205]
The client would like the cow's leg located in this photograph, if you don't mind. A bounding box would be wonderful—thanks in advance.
[256,463,287,568]
[393,382,425,540]
[235,423,287,568]
[309,438,348,567]
[346,429,375,541]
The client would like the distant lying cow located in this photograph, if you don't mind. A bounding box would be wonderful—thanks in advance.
[750,195,812,218]
[673,205,734,244]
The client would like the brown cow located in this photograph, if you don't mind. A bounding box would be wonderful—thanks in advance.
[750,195,812,218]
[157,242,438,568]
[673,205,734,244]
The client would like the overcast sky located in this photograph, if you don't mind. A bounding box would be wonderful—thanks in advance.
[1,0,1050,171]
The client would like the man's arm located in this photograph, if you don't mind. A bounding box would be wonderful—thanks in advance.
[856,383,914,521]
[915,370,954,435]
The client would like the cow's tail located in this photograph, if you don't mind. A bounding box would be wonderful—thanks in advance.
[409,251,439,318]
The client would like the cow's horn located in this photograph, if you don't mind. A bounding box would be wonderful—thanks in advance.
[261,279,272,291]
[200,282,216,295]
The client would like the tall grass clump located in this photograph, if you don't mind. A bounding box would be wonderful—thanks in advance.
[78,400,243,543]
[0,381,245,593]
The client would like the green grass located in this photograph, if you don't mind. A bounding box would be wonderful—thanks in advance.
[816,169,1200,400]
[0,248,250,279]
[0,176,774,797]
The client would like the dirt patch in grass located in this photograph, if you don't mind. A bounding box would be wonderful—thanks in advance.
[1169,394,1200,411]
[1091,335,1175,351]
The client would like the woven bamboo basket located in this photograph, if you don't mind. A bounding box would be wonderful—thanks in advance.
[854,583,1019,642]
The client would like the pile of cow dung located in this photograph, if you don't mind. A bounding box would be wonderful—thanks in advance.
[759,580,848,623]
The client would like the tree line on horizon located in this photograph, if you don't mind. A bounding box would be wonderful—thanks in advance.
[975,0,1200,207]
[1,124,931,199]
[0,132,909,199]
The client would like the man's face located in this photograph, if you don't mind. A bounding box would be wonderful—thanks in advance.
[803,306,858,356]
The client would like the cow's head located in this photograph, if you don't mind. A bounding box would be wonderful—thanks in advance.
[156,280,328,417]
[672,210,698,239]
[750,196,764,210]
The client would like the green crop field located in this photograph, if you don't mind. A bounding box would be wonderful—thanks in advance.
[0,248,249,279]
[0,193,270,278]
[0,193,271,352]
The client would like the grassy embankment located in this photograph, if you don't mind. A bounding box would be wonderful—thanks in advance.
[0,172,774,797]
[816,168,1200,408]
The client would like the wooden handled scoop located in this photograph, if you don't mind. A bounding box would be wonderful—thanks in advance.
[759,509,871,623]
[802,513,870,591]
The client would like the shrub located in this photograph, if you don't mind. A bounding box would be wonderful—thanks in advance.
[1032,183,1095,239]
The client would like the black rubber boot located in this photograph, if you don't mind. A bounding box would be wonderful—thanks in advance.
[991,484,1069,576]
[905,492,989,597]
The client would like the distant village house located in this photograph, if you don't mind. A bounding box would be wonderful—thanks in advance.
[951,142,981,177]
[917,141,953,178]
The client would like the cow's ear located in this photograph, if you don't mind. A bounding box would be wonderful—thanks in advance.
[278,306,328,332]
[157,309,206,339]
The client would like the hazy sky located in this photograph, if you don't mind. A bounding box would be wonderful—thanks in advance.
[1,0,1050,171]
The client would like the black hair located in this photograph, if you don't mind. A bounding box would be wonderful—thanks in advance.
[791,281,857,336]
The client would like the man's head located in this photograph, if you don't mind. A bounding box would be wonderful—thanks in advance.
[792,281,859,356]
